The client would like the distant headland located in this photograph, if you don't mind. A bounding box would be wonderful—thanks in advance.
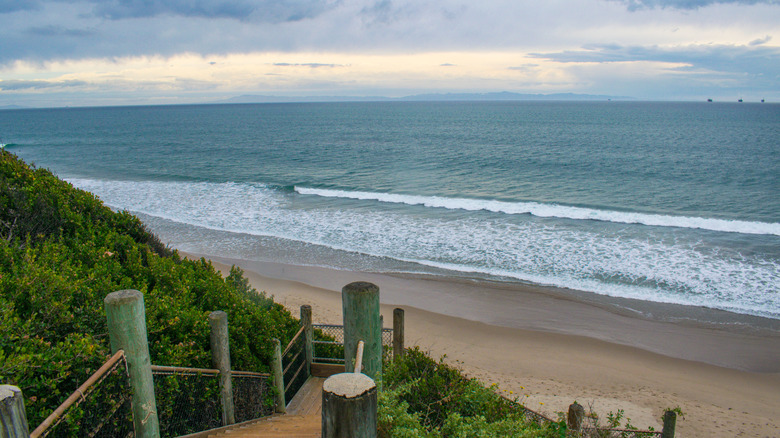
[216,91,635,104]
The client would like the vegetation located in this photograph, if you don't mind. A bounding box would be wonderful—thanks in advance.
[378,347,566,437]
[0,151,299,427]
[1,151,659,437]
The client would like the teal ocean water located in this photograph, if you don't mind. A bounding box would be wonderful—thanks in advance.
[2,101,779,318]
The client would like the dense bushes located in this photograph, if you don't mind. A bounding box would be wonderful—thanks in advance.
[379,347,566,437]
[0,151,299,427]
[2,150,568,436]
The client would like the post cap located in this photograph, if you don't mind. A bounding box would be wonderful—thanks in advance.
[323,373,376,398]
[104,289,142,306]
[342,282,379,296]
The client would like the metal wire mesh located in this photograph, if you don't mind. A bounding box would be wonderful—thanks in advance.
[152,368,222,438]
[232,373,274,423]
[312,324,345,364]
[281,329,309,403]
[38,354,134,438]
[505,399,661,437]
[506,399,557,427]
[312,324,393,363]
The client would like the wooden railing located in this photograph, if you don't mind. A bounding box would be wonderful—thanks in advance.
[30,350,129,438]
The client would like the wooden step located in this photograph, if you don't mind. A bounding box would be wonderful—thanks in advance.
[286,377,325,416]
[205,377,326,437]
[207,414,320,437]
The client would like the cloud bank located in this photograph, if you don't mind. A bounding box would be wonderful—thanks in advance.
[1,0,778,105]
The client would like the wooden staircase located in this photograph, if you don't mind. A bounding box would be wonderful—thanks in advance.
[206,377,324,438]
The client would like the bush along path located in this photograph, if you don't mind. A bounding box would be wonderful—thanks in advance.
[0,151,300,428]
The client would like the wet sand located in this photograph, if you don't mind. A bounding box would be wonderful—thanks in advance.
[188,252,780,437]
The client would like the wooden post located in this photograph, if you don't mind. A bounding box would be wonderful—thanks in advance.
[209,311,235,426]
[662,410,677,438]
[393,308,405,360]
[567,402,584,436]
[104,290,160,438]
[272,339,286,413]
[301,305,313,375]
[0,385,29,438]
[322,373,377,438]
[342,282,381,379]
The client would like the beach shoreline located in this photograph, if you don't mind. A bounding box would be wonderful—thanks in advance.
[184,251,780,437]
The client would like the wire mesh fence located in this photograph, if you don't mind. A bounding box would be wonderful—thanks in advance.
[581,428,662,437]
[33,352,134,438]
[312,324,345,364]
[312,324,393,364]
[281,327,309,403]
[504,399,662,437]
[505,399,557,427]
[232,372,274,423]
[151,366,222,437]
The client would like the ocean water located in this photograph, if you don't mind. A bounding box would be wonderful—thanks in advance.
[2,101,778,319]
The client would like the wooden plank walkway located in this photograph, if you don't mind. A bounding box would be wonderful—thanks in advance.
[206,377,324,438]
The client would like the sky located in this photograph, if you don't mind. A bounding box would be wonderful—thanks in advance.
[1,0,778,107]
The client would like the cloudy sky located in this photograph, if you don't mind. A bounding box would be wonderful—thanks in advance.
[1,0,778,107]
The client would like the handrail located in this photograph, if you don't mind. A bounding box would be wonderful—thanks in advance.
[31,350,127,438]
[232,370,271,378]
[354,340,365,373]
[282,326,305,357]
[151,365,220,376]
[151,365,271,378]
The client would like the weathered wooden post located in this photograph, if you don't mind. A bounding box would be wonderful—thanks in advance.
[321,373,377,438]
[0,385,29,438]
[104,290,160,438]
[567,402,584,436]
[209,311,235,426]
[272,339,286,413]
[392,308,405,360]
[342,282,381,379]
[301,305,314,374]
[662,410,677,438]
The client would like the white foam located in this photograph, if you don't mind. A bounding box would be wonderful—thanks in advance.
[68,178,780,319]
[294,187,780,236]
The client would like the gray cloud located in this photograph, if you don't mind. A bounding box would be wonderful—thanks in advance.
[25,25,95,37]
[274,62,343,68]
[508,64,540,72]
[0,79,88,91]
[92,0,338,22]
[530,43,780,80]
[0,1,41,13]
[0,0,341,22]
[749,35,772,45]
[611,0,778,11]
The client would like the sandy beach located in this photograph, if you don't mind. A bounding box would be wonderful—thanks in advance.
[188,252,780,437]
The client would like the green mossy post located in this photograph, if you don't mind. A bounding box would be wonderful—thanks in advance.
[0,385,29,438]
[342,282,381,379]
[321,373,377,438]
[567,402,584,435]
[662,410,677,438]
[209,311,235,426]
[392,308,405,360]
[272,339,286,414]
[301,305,314,374]
[104,290,160,438]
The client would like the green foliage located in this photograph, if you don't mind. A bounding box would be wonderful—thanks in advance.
[664,406,685,420]
[0,151,300,427]
[378,347,566,438]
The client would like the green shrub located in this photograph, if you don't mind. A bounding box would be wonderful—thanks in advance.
[0,151,300,427]
[379,347,566,437]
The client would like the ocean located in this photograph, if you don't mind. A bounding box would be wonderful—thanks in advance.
[2,101,778,319]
